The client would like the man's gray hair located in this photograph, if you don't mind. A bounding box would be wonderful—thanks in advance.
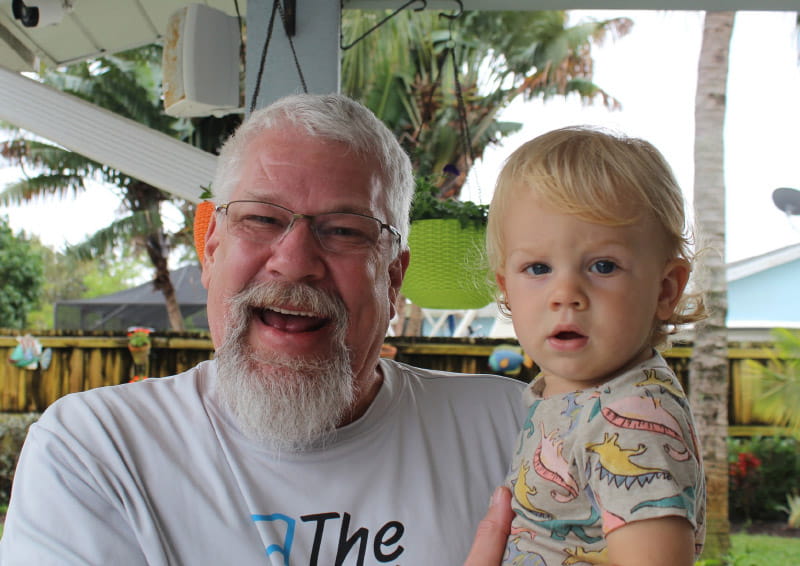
[213,93,414,244]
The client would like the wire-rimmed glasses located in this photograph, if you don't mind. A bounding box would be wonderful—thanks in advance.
[216,200,401,254]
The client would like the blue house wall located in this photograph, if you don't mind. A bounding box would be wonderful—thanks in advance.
[728,259,800,324]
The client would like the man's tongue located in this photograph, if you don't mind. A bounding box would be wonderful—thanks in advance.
[260,309,326,332]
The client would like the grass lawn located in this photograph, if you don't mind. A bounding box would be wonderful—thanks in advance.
[724,533,800,565]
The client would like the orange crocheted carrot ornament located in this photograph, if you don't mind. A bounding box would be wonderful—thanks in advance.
[194,185,215,263]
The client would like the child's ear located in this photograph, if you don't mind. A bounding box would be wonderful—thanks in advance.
[656,258,691,320]
[495,272,507,296]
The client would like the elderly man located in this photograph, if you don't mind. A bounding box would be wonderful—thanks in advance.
[1,94,523,565]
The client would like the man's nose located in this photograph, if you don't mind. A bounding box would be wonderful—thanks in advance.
[264,218,326,282]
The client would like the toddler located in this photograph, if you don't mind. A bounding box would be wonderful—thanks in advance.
[486,126,706,566]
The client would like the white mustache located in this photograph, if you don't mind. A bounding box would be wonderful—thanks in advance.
[227,281,348,331]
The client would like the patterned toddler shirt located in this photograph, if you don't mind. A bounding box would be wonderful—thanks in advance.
[503,353,706,565]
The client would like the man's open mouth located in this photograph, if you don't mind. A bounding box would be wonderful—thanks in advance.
[256,306,329,333]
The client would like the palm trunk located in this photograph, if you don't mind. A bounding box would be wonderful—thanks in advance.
[146,232,185,332]
[690,11,735,560]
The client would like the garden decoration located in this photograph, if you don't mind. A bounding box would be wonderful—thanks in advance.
[8,334,52,371]
[400,176,494,310]
[488,344,533,377]
[194,185,215,263]
[127,326,154,366]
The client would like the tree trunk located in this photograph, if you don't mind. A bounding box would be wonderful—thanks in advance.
[690,10,735,560]
[146,232,185,332]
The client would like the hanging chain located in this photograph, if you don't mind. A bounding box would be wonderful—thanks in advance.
[340,0,428,51]
[276,0,308,93]
[249,0,308,114]
[450,42,475,174]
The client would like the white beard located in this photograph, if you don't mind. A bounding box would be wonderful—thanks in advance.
[215,281,355,452]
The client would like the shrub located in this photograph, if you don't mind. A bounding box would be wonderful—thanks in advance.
[728,436,800,522]
[0,413,39,506]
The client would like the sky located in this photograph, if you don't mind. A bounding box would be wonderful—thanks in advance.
[462,9,800,264]
[2,10,800,264]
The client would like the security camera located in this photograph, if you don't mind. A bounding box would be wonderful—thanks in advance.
[12,0,71,28]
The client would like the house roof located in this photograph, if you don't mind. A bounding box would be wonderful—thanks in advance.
[727,243,800,282]
[58,265,206,307]
[53,265,207,331]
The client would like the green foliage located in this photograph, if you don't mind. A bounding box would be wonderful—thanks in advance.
[728,436,800,522]
[746,329,800,432]
[127,327,152,347]
[342,10,630,183]
[0,413,39,506]
[81,254,149,298]
[22,241,146,329]
[0,217,43,328]
[410,176,488,228]
[23,239,91,329]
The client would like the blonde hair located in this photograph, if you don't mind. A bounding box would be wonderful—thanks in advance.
[486,126,705,346]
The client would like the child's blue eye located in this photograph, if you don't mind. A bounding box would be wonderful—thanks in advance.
[525,263,551,276]
[591,260,617,274]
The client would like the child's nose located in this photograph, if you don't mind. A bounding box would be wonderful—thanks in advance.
[549,276,588,311]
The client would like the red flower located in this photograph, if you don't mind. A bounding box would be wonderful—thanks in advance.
[729,452,762,487]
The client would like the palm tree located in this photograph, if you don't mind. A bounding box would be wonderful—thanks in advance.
[746,328,800,433]
[0,46,239,331]
[689,11,735,560]
[342,10,631,195]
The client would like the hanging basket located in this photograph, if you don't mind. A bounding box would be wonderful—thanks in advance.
[128,345,151,366]
[401,218,494,310]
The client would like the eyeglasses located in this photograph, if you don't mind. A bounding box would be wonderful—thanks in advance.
[216,200,401,254]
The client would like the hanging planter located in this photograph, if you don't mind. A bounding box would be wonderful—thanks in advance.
[400,177,494,310]
[128,345,152,366]
[402,219,493,309]
[127,327,153,366]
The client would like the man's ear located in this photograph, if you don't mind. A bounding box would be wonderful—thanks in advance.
[388,249,411,319]
[201,213,221,289]
[656,258,691,320]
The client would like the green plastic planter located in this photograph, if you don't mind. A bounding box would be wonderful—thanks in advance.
[401,218,494,310]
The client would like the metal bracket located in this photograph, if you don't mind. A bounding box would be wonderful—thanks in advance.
[283,0,296,36]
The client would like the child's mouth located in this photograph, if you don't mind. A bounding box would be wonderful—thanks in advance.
[554,331,584,340]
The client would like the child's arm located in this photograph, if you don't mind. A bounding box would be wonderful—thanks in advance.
[605,516,696,566]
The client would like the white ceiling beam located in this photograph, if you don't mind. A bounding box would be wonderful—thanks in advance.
[346,0,800,9]
[0,65,215,203]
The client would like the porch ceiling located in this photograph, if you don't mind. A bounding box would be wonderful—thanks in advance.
[0,0,794,72]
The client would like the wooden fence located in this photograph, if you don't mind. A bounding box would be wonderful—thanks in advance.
[0,331,214,412]
[0,330,791,435]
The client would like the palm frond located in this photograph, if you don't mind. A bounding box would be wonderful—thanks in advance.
[751,329,800,432]
[66,209,162,261]
[0,174,86,205]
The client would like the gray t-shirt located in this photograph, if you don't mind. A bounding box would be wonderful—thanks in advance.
[1,358,525,565]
